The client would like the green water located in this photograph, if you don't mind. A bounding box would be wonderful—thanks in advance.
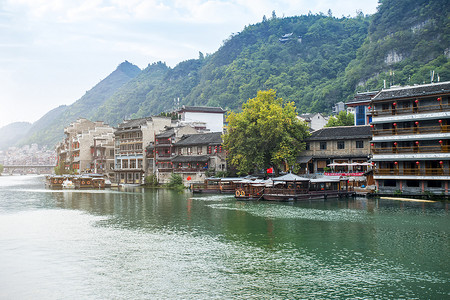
[0,175,448,299]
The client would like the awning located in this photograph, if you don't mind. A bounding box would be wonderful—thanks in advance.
[297,156,313,164]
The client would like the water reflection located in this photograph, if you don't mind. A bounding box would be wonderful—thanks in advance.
[0,175,449,299]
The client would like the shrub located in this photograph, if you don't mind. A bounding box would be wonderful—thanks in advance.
[168,173,184,188]
[144,175,158,187]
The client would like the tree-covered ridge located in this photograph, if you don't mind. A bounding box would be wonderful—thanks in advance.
[345,0,450,91]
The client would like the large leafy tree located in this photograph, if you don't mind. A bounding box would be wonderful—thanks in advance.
[223,90,310,175]
[325,111,354,127]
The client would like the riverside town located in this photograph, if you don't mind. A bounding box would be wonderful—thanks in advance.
[20,81,443,200]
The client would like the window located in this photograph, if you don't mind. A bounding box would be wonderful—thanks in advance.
[110,149,115,156]
[320,142,327,150]
[305,143,310,151]
[187,147,192,155]
[337,141,345,149]
[178,148,182,155]
[384,180,396,187]
[356,140,364,148]
[197,146,202,155]
[406,180,419,187]
[110,163,114,170]
[428,181,441,188]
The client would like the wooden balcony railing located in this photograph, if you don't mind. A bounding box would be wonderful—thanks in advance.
[371,103,450,116]
[372,145,449,154]
[375,168,448,176]
[372,125,450,136]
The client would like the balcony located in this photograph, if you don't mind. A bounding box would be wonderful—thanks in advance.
[375,168,448,176]
[372,145,449,154]
[372,125,450,136]
[371,103,450,116]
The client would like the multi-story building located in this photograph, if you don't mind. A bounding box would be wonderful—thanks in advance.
[345,91,377,125]
[370,81,450,196]
[56,118,114,174]
[298,125,372,174]
[114,116,171,184]
[151,132,226,184]
[145,124,199,176]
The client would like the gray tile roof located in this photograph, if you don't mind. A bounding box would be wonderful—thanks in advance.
[307,125,371,141]
[172,155,209,163]
[174,132,222,146]
[178,106,226,114]
[347,91,378,105]
[372,81,450,101]
[156,128,175,138]
[117,117,152,129]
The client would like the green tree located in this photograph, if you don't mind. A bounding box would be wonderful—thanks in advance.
[325,111,354,127]
[0,164,3,175]
[223,90,310,175]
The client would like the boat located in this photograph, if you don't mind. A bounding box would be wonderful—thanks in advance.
[45,175,65,189]
[191,177,244,194]
[62,179,75,189]
[235,173,355,201]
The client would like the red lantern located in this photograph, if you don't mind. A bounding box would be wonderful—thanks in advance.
[439,119,442,123]
[415,99,419,103]
[393,102,397,106]
[439,140,443,144]
[371,143,374,147]
[415,121,419,125]
[393,123,397,127]
[187,176,191,181]
[437,97,442,101]
[416,161,420,165]
[394,142,398,146]
[440,161,444,165]
[415,141,419,145]
[394,161,398,165]
[370,124,374,128]
[368,106,372,110]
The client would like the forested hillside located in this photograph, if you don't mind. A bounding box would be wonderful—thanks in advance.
[8,0,450,148]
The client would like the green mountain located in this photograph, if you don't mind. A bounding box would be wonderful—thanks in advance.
[7,0,449,148]
[19,61,141,147]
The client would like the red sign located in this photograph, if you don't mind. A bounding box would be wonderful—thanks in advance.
[324,172,364,176]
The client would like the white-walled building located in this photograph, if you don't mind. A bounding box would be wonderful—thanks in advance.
[177,106,226,133]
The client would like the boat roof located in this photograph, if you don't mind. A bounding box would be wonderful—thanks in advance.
[272,173,310,182]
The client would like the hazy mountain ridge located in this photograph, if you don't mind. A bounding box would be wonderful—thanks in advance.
[2,0,449,149]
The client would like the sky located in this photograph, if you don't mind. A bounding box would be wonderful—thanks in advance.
[0,0,378,128]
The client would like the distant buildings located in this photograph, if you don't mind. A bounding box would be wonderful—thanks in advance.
[346,91,377,126]
[177,106,226,133]
[298,113,329,131]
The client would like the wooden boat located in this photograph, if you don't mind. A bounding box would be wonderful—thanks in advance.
[234,179,267,200]
[261,174,355,201]
[74,176,94,189]
[191,177,244,194]
[46,175,65,189]
[62,179,75,189]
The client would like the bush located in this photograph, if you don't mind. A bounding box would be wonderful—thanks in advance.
[168,173,184,188]
[144,175,158,187]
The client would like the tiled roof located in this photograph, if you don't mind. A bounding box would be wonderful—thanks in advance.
[174,132,222,146]
[156,128,174,138]
[172,155,209,163]
[307,125,371,141]
[372,81,450,101]
[178,106,226,114]
[117,117,152,129]
[347,91,378,105]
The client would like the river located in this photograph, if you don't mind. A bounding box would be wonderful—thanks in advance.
[0,175,448,299]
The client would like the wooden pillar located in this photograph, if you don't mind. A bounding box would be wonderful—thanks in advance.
[399,180,403,192]
[421,180,425,193]
[445,181,448,195]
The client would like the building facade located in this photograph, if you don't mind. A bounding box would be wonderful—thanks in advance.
[56,118,114,175]
[152,132,226,184]
[370,82,450,196]
[346,91,377,126]
[298,126,372,174]
[114,116,171,184]
[298,113,329,131]
[177,106,226,133]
